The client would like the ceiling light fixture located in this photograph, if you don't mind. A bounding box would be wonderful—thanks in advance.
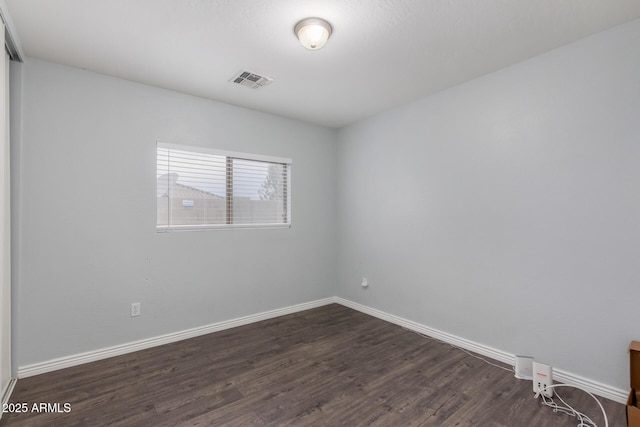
[294,18,332,50]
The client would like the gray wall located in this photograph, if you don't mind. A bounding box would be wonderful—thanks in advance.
[336,19,640,390]
[11,19,640,394]
[12,58,337,367]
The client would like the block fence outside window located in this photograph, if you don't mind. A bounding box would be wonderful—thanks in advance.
[156,142,291,231]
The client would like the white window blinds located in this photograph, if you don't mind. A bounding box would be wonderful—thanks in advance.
[157,142,291,231]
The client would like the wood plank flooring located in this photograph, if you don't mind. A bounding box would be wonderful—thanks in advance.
[0,304,626,426]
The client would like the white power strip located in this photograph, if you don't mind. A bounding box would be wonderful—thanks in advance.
[533,361,553,398]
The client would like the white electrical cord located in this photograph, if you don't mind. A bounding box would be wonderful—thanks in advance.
[402,327,513,373]
[401,326,608,427]
[534,384,608,427]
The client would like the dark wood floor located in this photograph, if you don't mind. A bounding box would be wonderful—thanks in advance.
[1,304,625,426]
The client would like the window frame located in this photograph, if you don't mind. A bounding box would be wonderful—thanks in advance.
[156,142,292,232]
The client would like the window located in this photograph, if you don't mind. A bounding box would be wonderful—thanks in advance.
[156,142,291,231]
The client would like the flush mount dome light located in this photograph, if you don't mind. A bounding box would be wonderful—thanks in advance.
[294,17,332,50]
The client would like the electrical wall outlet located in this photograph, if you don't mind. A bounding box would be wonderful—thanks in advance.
[131,302,141,317]
[361,278,368,288]
[532,361,553,397]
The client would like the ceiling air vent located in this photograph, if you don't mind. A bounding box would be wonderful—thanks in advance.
[230,70,273,89]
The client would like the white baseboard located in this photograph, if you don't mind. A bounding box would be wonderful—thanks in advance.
[334,297,514,365]
[17,297,335,378]
[553,369,628,405]
[16,295,629,404]
[333,297,629,404]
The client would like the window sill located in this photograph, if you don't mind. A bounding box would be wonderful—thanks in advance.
[156,223,291,232]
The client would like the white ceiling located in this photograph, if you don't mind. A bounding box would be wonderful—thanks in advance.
[5,0,640,128]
